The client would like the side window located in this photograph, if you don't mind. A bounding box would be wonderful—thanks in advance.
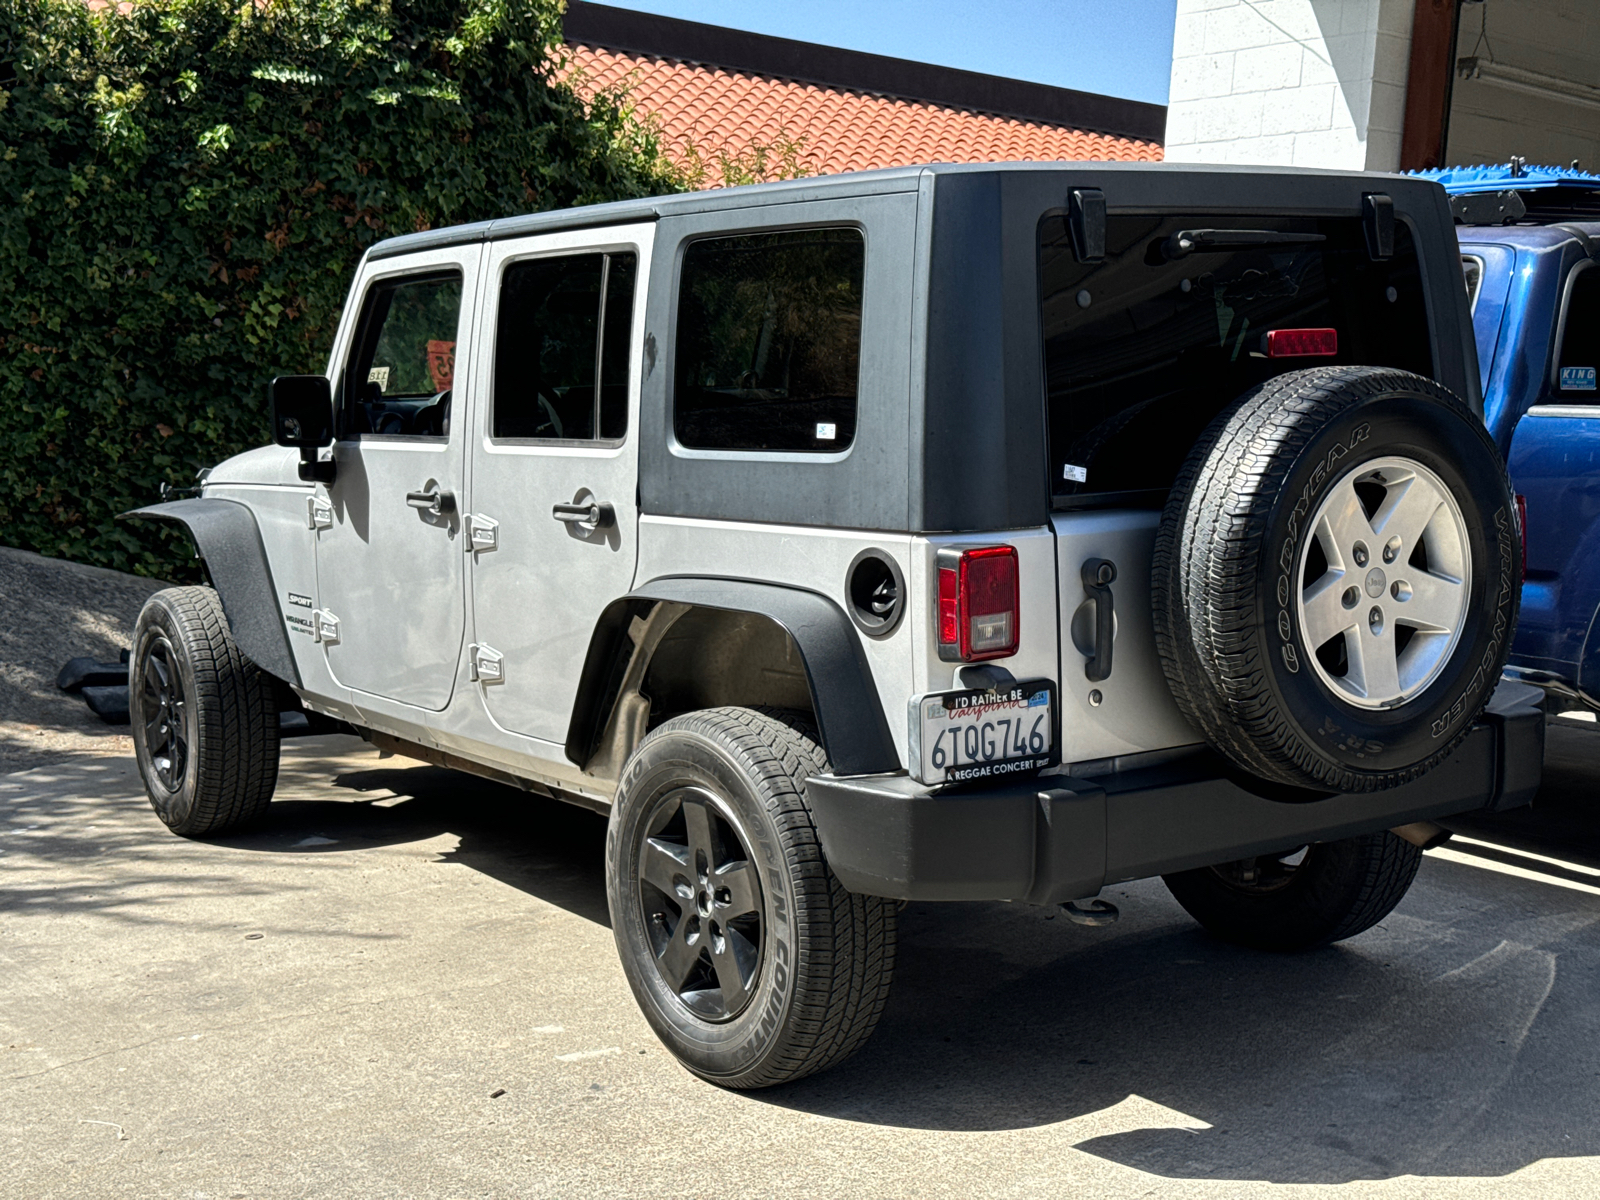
[492,251,637,442]
[344,271,463,438]
[673,228,864,452]
[1556,265,1599,398]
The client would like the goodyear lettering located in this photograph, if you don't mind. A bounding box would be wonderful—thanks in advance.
[1432,507,1515,737]
[1275,424,1369,693]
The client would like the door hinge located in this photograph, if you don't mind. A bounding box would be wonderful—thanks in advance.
[466,513,499,553]
[306,494,333,531]
[313,609,340,644]
[469,642,505,684]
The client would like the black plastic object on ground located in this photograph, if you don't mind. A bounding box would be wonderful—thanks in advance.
[56,656,130,693]
[82,685,131,724]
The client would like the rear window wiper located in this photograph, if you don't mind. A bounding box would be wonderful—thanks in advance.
[1161,229,1327,260]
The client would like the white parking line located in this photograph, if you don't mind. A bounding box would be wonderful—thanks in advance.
[1447,833,1600,878]
[1428,845,1600,898]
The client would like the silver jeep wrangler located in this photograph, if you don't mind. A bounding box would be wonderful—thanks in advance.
[127,164,1544,1088]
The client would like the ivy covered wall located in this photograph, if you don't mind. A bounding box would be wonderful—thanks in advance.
[0,0,680,575]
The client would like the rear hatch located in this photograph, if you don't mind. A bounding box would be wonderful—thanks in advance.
[1038,210,1437,766]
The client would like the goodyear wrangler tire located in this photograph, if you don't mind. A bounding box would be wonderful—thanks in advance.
[606,707,897,1088]
[1153,366,1519,793]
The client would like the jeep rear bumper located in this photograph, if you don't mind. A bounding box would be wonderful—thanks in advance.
[804,680,1545,904]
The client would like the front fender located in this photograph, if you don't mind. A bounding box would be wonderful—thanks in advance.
[566,577,900,777]
[121,498,301,687]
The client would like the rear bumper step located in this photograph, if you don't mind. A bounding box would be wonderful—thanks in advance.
[805,679,1545,904]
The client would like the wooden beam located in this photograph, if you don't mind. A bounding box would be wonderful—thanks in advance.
[1400,0,1461,170]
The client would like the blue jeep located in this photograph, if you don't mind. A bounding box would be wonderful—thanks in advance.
[1424,165,1600,711]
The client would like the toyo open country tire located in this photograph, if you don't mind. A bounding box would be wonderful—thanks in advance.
[606,707,897,1088]
[1153,366,1519,793]
[130,586,281,837]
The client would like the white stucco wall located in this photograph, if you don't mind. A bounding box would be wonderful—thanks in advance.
[1164,0,1415,170]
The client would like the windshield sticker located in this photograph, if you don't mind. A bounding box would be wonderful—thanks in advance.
[1561,366,1597,391]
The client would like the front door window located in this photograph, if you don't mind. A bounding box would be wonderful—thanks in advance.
[344,272,463,438]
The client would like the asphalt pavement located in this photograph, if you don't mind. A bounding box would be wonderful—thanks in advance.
[5,721,1600,1198]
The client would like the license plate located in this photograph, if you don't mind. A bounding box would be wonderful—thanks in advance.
[910,681,1056,786]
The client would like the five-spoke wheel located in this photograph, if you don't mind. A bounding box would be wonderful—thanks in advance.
[1297,456,1471,709]
[139,635,191,794]
[638,787,764,1021]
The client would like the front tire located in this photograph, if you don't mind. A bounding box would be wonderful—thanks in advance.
[606,707,896,1088]
[1162,831,1422,951]
[130,586,280,837]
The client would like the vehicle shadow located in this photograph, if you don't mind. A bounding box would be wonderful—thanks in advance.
[204,730,1600,1184]
[209,755,613,928]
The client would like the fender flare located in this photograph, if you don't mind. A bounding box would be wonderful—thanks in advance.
[565,577,901,777]
[121,498,302,687]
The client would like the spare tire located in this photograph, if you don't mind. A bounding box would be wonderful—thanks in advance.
[1153,366,1520,793]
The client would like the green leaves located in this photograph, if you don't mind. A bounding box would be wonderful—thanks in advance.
[0,0,682,577]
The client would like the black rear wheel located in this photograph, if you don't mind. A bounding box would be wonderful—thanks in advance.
[1163,830,1422,951]
[607,707,896,1088]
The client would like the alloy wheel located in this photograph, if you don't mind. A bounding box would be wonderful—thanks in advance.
[140,637,190,794]
[636,786,764,1021]
[1296,456,1472,709]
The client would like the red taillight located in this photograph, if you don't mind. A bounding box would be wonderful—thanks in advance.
[935,545,1019,662]
[1264,328,1338,358]
[1515,493,1528,582]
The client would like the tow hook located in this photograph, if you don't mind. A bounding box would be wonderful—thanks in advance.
[1391,821,1453,850]
[1061,897,1120,926]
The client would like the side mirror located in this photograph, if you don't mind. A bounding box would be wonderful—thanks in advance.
[269,375,336,483]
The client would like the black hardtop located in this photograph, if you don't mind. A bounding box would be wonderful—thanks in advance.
[366,161,1456,262]
[363,161,1469,536]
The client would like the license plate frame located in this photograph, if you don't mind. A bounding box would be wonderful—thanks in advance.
[908,679,1058,786]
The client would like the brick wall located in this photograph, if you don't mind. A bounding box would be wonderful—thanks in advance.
[1164,0,1415,170]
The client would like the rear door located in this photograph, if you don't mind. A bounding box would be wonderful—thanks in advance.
[315,246,479,711]
[463,224,652,745]
[1037,209,1437,762]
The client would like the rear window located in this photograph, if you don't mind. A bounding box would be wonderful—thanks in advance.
[673,227,864,453]
[1040,214,1432,503]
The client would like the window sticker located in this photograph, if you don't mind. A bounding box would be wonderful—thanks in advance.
[1063,463,1088,483]
[426,339,455,393]
[815,422,837,441]
[367,366,390,389]
[1561,366,1597,391]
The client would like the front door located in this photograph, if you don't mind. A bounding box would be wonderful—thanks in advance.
[315,245,480,710]
[464,225,651,745]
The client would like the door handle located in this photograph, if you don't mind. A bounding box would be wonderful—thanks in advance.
[1081,557,1117,682]
[406,489,456,517]
[552,500,615,530]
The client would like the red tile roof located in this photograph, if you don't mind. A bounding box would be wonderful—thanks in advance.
[559,43,1163,186]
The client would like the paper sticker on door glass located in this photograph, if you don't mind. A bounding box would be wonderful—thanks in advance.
[1561,366,1597,391]
[1063,463,1088,483]
[815,422,837,441]
[367,366,390,389]
[426,339,456,393]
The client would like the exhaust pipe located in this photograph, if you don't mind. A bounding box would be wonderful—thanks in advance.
[1391,821,1453,850]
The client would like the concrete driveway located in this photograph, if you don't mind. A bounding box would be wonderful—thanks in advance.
[5,724,1600,1199]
